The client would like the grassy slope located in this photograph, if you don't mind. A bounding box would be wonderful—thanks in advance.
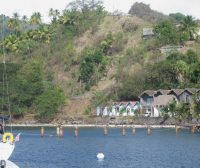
[53,15,151,120]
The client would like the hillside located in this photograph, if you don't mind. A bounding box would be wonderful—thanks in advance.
[0,1,200,123]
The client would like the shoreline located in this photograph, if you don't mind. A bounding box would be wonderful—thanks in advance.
[8,124,189,129]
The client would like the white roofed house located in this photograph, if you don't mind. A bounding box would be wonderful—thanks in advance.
[110,101,140,116]
[111,102,120,116]
[126,101,141,116]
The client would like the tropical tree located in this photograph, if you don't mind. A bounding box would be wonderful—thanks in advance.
[179,15,198,40]
[49,8,60,23]
[35,85,65,119]
[7,13,20,35]
[30,12,42,25]
[172,60,189,83]
[154,20,179,45]
[13,12,20,20]
[22,15,28,23]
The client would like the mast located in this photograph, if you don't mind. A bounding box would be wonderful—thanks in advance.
[1,15,12,133]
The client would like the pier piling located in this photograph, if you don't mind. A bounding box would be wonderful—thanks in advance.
[132,127,136,134]
[147,126,151,135]
[56,126,60,137]
[122,126,126,136]
[191,125,196,134]
[104,126,108,136]
[59,126,64,137]
[74,126,78,137]
[41,127,44,137]
[175,125,180,134]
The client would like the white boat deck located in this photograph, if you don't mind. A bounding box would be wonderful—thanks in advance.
[5,160,19,168]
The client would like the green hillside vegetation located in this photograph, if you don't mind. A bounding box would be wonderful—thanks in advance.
[0,0,200,122]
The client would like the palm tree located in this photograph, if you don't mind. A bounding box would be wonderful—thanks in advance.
[22,15,28,23]
[30,12,42,25]
[49,8,54,18]
[179,15,198,40]
[49,8,60,23]
[13,12,19,20]
[54,9,60,20]
[7,18,20,35]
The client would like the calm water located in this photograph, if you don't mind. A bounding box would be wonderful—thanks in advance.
[9,127,200,168]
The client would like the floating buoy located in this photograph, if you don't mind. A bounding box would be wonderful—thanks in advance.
[97,153,105,161]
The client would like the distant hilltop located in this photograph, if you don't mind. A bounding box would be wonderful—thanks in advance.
[128,2,168,23]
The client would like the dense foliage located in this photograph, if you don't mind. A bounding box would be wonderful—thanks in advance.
[0,0,107,120]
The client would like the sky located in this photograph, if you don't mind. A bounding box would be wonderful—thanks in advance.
[0,0,200,23]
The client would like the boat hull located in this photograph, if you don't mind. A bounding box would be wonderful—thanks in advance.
[0,142,15,160]
[4,160,19,168]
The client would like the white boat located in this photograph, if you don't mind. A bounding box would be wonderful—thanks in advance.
[2,160,19,168]
[0,141,15,160]
[0,131,20,168]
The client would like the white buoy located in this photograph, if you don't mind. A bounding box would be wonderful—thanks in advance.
[97,153,105,161]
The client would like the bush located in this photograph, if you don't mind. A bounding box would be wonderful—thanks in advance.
[35,85,65,119]
[121,20,138,32]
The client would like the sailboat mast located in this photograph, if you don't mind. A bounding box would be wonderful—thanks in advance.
[1,15,12,132]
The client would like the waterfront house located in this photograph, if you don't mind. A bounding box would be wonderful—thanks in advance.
[97,101,140,117]
[153,95,177,117]
[167,88,199,104]
[126,101,141,116]
[96,106,109,116]
[139,90,155,116]
[140,88,199,117]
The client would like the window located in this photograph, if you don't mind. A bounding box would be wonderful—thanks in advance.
[147,97,153,105]
[186,95,190,103]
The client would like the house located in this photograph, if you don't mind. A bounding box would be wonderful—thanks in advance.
[159,45,183,54]
[140,88,200,117]
[96,106,109,116]
[153,95,177,117]
[116,101,140,116]
[111,102,120,116]
[126,101,141,116]
[167,89,185,102]
[139,90,156,115]
[168,88,199,104]
[143,28,154,39]
[97,101,140,117]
